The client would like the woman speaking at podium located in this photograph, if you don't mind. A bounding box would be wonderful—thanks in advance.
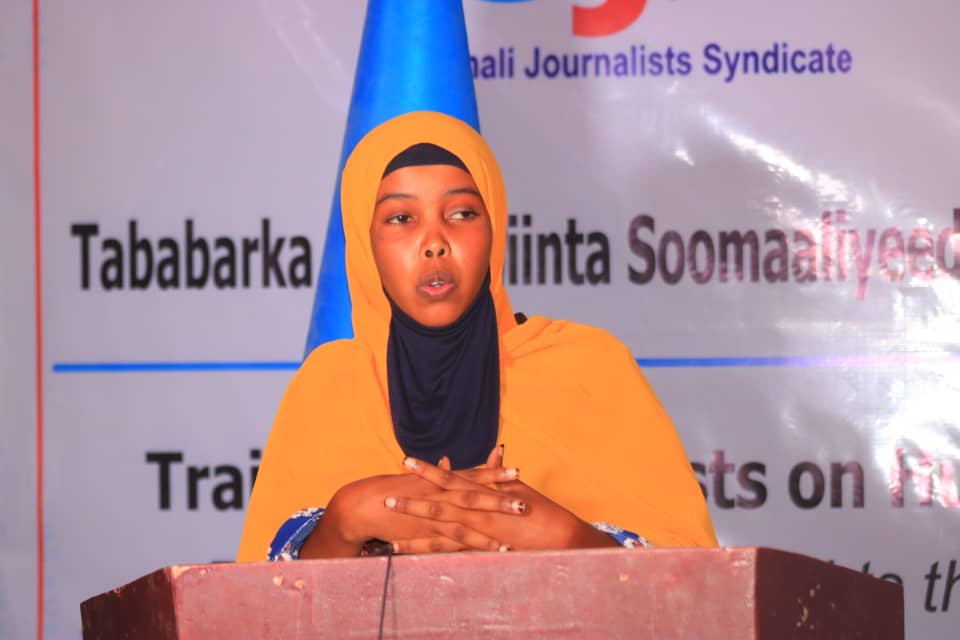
[237,112,716,561]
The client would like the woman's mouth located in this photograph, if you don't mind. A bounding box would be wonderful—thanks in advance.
[418,272,455,299]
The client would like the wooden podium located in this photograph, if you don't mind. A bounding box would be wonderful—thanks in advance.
[81,547,902,639]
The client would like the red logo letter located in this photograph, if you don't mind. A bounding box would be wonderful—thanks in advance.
[573,0,647,37]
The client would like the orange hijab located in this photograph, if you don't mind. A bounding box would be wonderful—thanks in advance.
[238,112,716,561]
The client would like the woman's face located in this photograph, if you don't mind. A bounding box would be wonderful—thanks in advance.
[370,164,493,327]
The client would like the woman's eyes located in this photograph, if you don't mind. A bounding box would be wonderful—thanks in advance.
[385,213,413,224]
[384,208,479,224]
[448,208,478,220]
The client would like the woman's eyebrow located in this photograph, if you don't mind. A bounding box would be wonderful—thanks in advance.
[445,187,482,198]
[375,192,415,206]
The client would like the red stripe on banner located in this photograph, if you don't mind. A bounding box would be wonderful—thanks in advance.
[33,0,45,638]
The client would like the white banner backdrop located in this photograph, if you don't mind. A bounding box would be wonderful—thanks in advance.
[1,1,957,637]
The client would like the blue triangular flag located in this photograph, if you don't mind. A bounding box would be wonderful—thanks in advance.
[305,0,481,356]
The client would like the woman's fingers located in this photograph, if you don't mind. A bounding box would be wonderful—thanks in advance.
[404,456,518,487]
[391,536,465,555]
[485,444,504,469]
[456,466,519,485]
[386,492,525,518]
[456,491,526,514]
[392,524,510,555]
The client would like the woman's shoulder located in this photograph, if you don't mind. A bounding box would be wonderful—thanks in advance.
[504,315,636,371]
[291,339,367,386]
[303,337,363,364]
[503,315,663,422]
[270,339,368,423]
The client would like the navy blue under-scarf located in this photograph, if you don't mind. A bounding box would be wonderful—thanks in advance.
[386,272,500,470]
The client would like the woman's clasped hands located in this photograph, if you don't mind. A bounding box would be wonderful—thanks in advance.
[304,445,616,558]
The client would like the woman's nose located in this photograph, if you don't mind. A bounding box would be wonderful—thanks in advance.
[424,243,447,258]
[422,216,450,258]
